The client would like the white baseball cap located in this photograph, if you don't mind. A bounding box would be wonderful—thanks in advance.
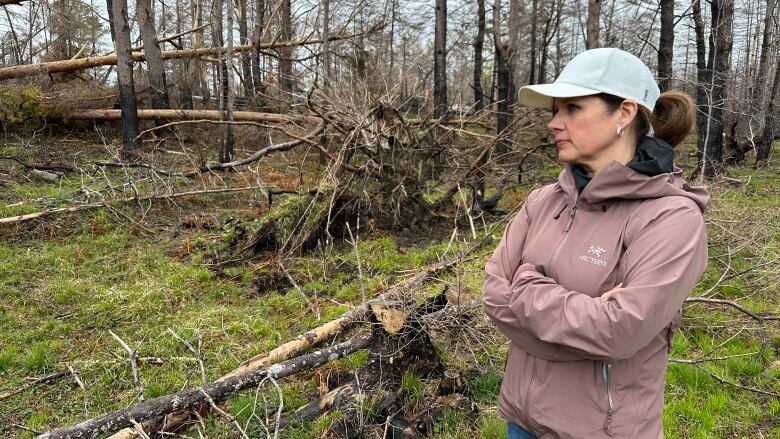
[518,48,660,111]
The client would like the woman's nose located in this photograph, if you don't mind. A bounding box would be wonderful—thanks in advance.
[547,113,563,132]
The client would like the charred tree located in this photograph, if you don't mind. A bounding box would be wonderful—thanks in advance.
[756,58,780,165]
[237,0,253,100]
[658,0,674,91]
[108,0,140,151]
[493,0,514,158]
[698,0,735,175]
[137,0,170,112]
[753,0,778,165]
[279,0,294,96]
[529,0,538,84]
[433,0,448,118]
[473,0,486,111]
[250,0,266,106]
[693,0,708,168]
[586,0,601,49]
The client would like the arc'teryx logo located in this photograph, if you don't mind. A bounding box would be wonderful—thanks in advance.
[580,245,608,268]
[588,245,606,258]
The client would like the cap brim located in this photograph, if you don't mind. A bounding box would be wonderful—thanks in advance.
[518,83,602,109]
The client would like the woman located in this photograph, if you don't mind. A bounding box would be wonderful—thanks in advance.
[482,48,709,439]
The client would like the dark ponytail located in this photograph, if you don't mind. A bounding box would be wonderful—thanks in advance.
[597,90,696,148]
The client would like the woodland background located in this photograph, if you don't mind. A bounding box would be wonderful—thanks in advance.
[0,0,778,436]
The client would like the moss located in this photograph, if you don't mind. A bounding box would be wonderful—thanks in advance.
[0,85,49,131]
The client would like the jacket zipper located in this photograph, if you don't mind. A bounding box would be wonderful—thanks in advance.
[546,192,579,279]
[524,357,538,431]
[602,362,615,436]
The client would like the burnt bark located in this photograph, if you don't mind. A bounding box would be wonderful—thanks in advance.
[137,0,170,111]
[236,0,253,100]
[473,0,486,111]
[250,0,266,105]
[529,0,538,85]
[433,0,448,118]
[698,0,734,174]
[754,0,778,165]
[658,0,674,91]
[693,0,709,165]
[756,57,780,165]
[279,0,294,95]
[37,335,372,439]
[586,0,601,48]
[493,0,514,158]
[108,0,140,151]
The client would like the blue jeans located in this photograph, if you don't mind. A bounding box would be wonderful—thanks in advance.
[507,422,536,439]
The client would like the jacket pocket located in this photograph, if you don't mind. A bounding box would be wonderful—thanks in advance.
[601,362,615,436]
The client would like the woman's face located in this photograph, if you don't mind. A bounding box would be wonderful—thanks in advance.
[548,96,627,173]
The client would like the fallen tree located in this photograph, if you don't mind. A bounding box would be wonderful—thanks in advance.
[0,31,370,81]
[37,334,373,439]
[99,226,503,439]
[63,108,320,125]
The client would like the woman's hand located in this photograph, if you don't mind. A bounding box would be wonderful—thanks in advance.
[600,283,623,301]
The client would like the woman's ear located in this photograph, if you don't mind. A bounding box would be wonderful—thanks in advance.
[618,100,639,126]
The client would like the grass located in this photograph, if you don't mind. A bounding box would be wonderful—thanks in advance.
[0,141,778,438]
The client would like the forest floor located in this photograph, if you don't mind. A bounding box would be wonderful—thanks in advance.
[0,130,778,439]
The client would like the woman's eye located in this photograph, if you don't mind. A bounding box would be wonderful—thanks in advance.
[567,104,578,112]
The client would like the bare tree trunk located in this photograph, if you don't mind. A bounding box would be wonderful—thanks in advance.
[320,0,331,85]
[693,0,708,163]
[191,0,210,106]
[753,0,777,164]
[250,0,265,107]
[473,0,485,111]
[138,0,170,113]
[237,0,253,100]
[493,0,513,158]
[586,0,601,49]
[658,0,674,91]
[539,0,562,83]
[224,0,236,162]
[756,56,779,165]
[176,0,193,109]
[279,0,293,96]
[699,0,735,174]
[433,0,448,118]
[109,0,140,151]
[528,0,538,84]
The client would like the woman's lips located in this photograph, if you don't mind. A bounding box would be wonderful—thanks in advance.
[556,140,569,147]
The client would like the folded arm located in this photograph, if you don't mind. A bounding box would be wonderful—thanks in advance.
[507,201,708,361]
[482,189,587,362]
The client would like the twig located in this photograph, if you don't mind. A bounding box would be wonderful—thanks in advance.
[689,363,780,397]
[109,330,144,402]
[279,262,321,322]
[166,328,208,385]
[198,389,250,439]
[0,185,265,225]
[0,370,71,401]
[685,297,780,322]
[346,221,367,305]
[257,375,284,439]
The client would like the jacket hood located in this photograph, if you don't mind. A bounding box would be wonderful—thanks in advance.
[559,137,709,212]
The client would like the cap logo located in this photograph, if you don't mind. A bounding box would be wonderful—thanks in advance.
[642,89,649,102]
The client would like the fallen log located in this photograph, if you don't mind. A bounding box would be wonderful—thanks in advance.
[37,334,372,439]
[0,30,372,81]
[63,108,320,125]
[0,185,265,226]
[108,227,497,439]
[278,381,360,427]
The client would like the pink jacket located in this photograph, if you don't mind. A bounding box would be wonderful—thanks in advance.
[483,161,709,438]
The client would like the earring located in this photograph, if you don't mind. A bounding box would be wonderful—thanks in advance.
[616,126,625,137]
